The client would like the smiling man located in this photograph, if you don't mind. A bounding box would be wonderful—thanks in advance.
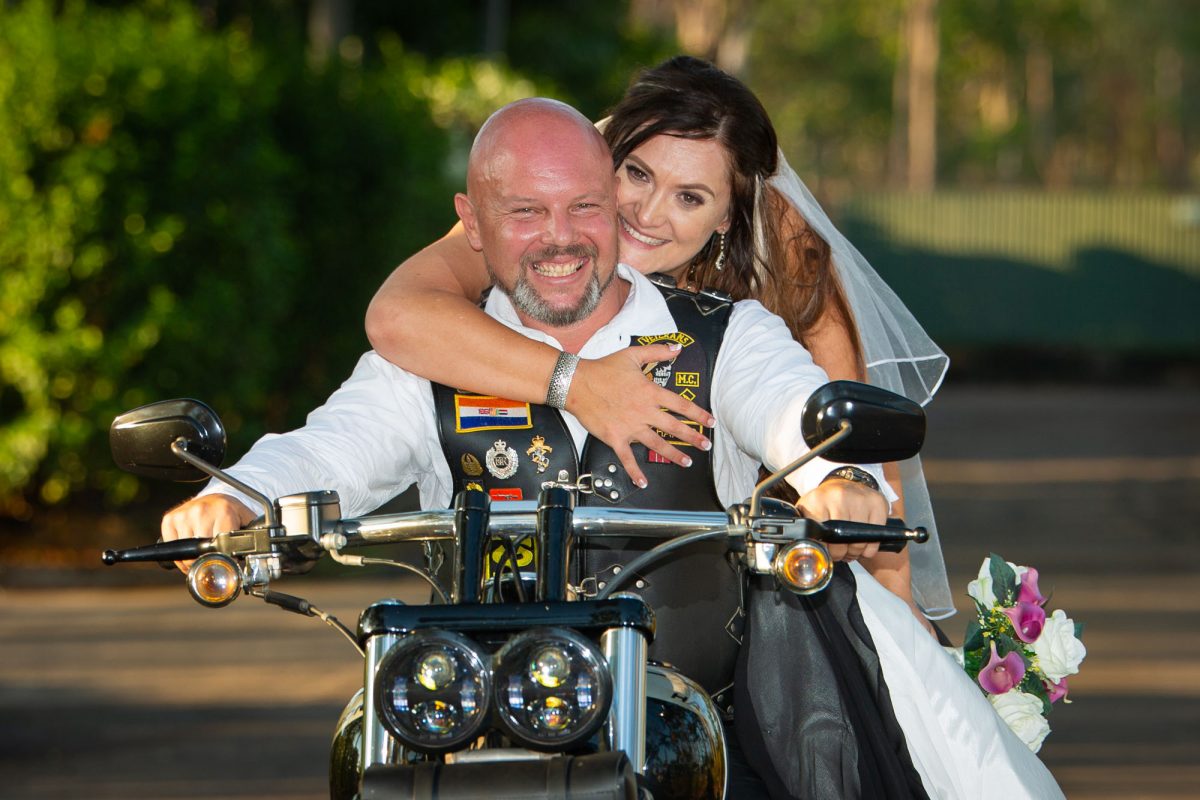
[157,98,1059,800]
[455,99,623,343]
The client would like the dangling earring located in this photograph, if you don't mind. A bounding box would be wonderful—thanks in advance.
[714,231,726,272]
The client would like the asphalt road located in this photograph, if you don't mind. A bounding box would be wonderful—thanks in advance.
[2,384,1198,799]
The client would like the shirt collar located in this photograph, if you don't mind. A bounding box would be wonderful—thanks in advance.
[484,263,676,357]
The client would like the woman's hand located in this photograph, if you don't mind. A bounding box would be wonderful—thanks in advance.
[566,344,716,488]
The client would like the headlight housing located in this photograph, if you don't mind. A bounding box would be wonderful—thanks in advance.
[773,539,833,594]
[492,627,612,751]
[375,630,491,753]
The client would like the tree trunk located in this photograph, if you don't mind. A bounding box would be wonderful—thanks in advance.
[307,0,353,69]
[905,0,939,191]
[1155,44,1186,189]
[1025,39,1056,186]
[888,8,910,189]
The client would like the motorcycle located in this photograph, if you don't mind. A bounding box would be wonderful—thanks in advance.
[102,380,928,800]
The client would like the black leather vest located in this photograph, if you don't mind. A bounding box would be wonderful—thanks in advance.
[432,283,740,695]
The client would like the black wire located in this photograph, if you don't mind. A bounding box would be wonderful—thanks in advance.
[359,557,449,605]
[499,535,528,603]
[594,528,735,600]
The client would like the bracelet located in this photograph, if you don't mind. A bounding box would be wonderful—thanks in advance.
[545,351,580,410]
[822,466,880,492]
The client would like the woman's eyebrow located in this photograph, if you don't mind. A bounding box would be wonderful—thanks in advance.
[627,154,716,198]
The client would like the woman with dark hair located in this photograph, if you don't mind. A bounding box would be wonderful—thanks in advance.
[367,56,951,627]
[364,58,1062,798]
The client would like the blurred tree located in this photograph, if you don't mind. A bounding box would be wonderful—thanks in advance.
[0,1,459,516]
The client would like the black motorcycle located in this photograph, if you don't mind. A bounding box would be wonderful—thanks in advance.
[103,381,928,800]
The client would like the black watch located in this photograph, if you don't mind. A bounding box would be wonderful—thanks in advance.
[822,466,880,492]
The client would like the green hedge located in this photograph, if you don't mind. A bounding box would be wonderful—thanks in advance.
[0,2,517,512]
[841,192,1200,353]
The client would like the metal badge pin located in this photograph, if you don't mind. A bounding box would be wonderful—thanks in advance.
[485,439,519,479]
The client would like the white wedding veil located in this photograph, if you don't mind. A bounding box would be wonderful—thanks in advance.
[767,152,955,619]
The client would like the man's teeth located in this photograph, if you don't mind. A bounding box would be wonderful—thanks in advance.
[532,259,584,277]
[621,218,668,246]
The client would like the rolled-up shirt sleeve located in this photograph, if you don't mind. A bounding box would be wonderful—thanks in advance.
[710,300,895,504]
[197,352,451,517]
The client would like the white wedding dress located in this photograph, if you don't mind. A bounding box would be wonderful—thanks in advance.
[850,562,1066,798]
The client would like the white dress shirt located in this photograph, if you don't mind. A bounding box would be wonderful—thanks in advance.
[199,264,891,515]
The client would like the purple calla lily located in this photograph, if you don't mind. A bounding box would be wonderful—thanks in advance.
[1045,677,1069,704]
[1018,566,1046,606]
[978,641,1026,695]
[1003,601,1047,643]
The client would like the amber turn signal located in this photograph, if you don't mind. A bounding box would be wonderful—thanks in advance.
[186,553,243,607]
[773,540,833,595]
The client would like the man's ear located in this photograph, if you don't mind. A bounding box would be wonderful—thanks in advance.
[454,193,484,252]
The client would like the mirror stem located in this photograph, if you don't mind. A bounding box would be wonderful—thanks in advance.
[749,421,853,517]
[171,438,280,528]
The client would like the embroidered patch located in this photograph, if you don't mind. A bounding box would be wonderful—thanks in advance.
[461,453,484,477]
[647,450,673,464]
[488,487,523,501]
[465,481,484,492]
[636,331,695,348]
[454,395,532,433]
[485,536,536,580]
[526,435,553,473]
[680,388,697,402]
[485,439,519,479]
[653,419,705,446]
[642,362,670,387]
[675,372,700,388]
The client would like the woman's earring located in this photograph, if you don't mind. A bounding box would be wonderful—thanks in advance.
[714,232,726,272]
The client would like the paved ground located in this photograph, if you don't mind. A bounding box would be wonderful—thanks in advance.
[1,384,1198,798]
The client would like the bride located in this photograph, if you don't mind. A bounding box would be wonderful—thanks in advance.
[364,57,1063,798]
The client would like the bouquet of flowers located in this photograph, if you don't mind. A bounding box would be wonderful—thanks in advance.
[953,554,1086,752]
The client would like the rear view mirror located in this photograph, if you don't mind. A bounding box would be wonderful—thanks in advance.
[801,381,925,464]
[110,399,226,482]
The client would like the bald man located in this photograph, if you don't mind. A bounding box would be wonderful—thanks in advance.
[163,98,886,552]
[161,99,927,798]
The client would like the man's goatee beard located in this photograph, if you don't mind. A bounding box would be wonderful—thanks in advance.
[491,245,615,327]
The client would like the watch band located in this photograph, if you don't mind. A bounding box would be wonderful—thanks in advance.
[545,351,581,410]
[822,465,881,493]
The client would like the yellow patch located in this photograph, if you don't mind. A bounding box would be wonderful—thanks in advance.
[636,331,695,348]
[484,537,537,581]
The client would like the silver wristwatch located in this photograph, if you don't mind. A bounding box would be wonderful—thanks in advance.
[822,465,880,492]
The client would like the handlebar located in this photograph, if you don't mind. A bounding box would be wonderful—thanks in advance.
[101,501,926,566]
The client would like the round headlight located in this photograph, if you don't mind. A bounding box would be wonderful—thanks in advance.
[375,630,491,753]
[186,553,242,607]
[493,627,611,750]
[773,540,833,594]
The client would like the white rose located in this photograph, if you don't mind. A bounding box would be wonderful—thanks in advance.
[967,558,1025,607]
[1031,608,1087,681]
[989,690,1051,752]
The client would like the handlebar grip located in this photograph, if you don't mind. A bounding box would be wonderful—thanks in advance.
[815,518,929,553]
[101,538,211,565]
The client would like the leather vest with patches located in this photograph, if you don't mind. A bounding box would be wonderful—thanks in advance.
[432,282,740,697]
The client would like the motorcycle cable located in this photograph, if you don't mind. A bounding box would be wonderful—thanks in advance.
[324,535,450,605]
[252,588,365,657]
[594,528,735,600]
[495,535,529,603]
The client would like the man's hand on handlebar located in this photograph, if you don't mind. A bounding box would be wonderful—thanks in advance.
[796,478,888,562]
[161,494,256,573]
